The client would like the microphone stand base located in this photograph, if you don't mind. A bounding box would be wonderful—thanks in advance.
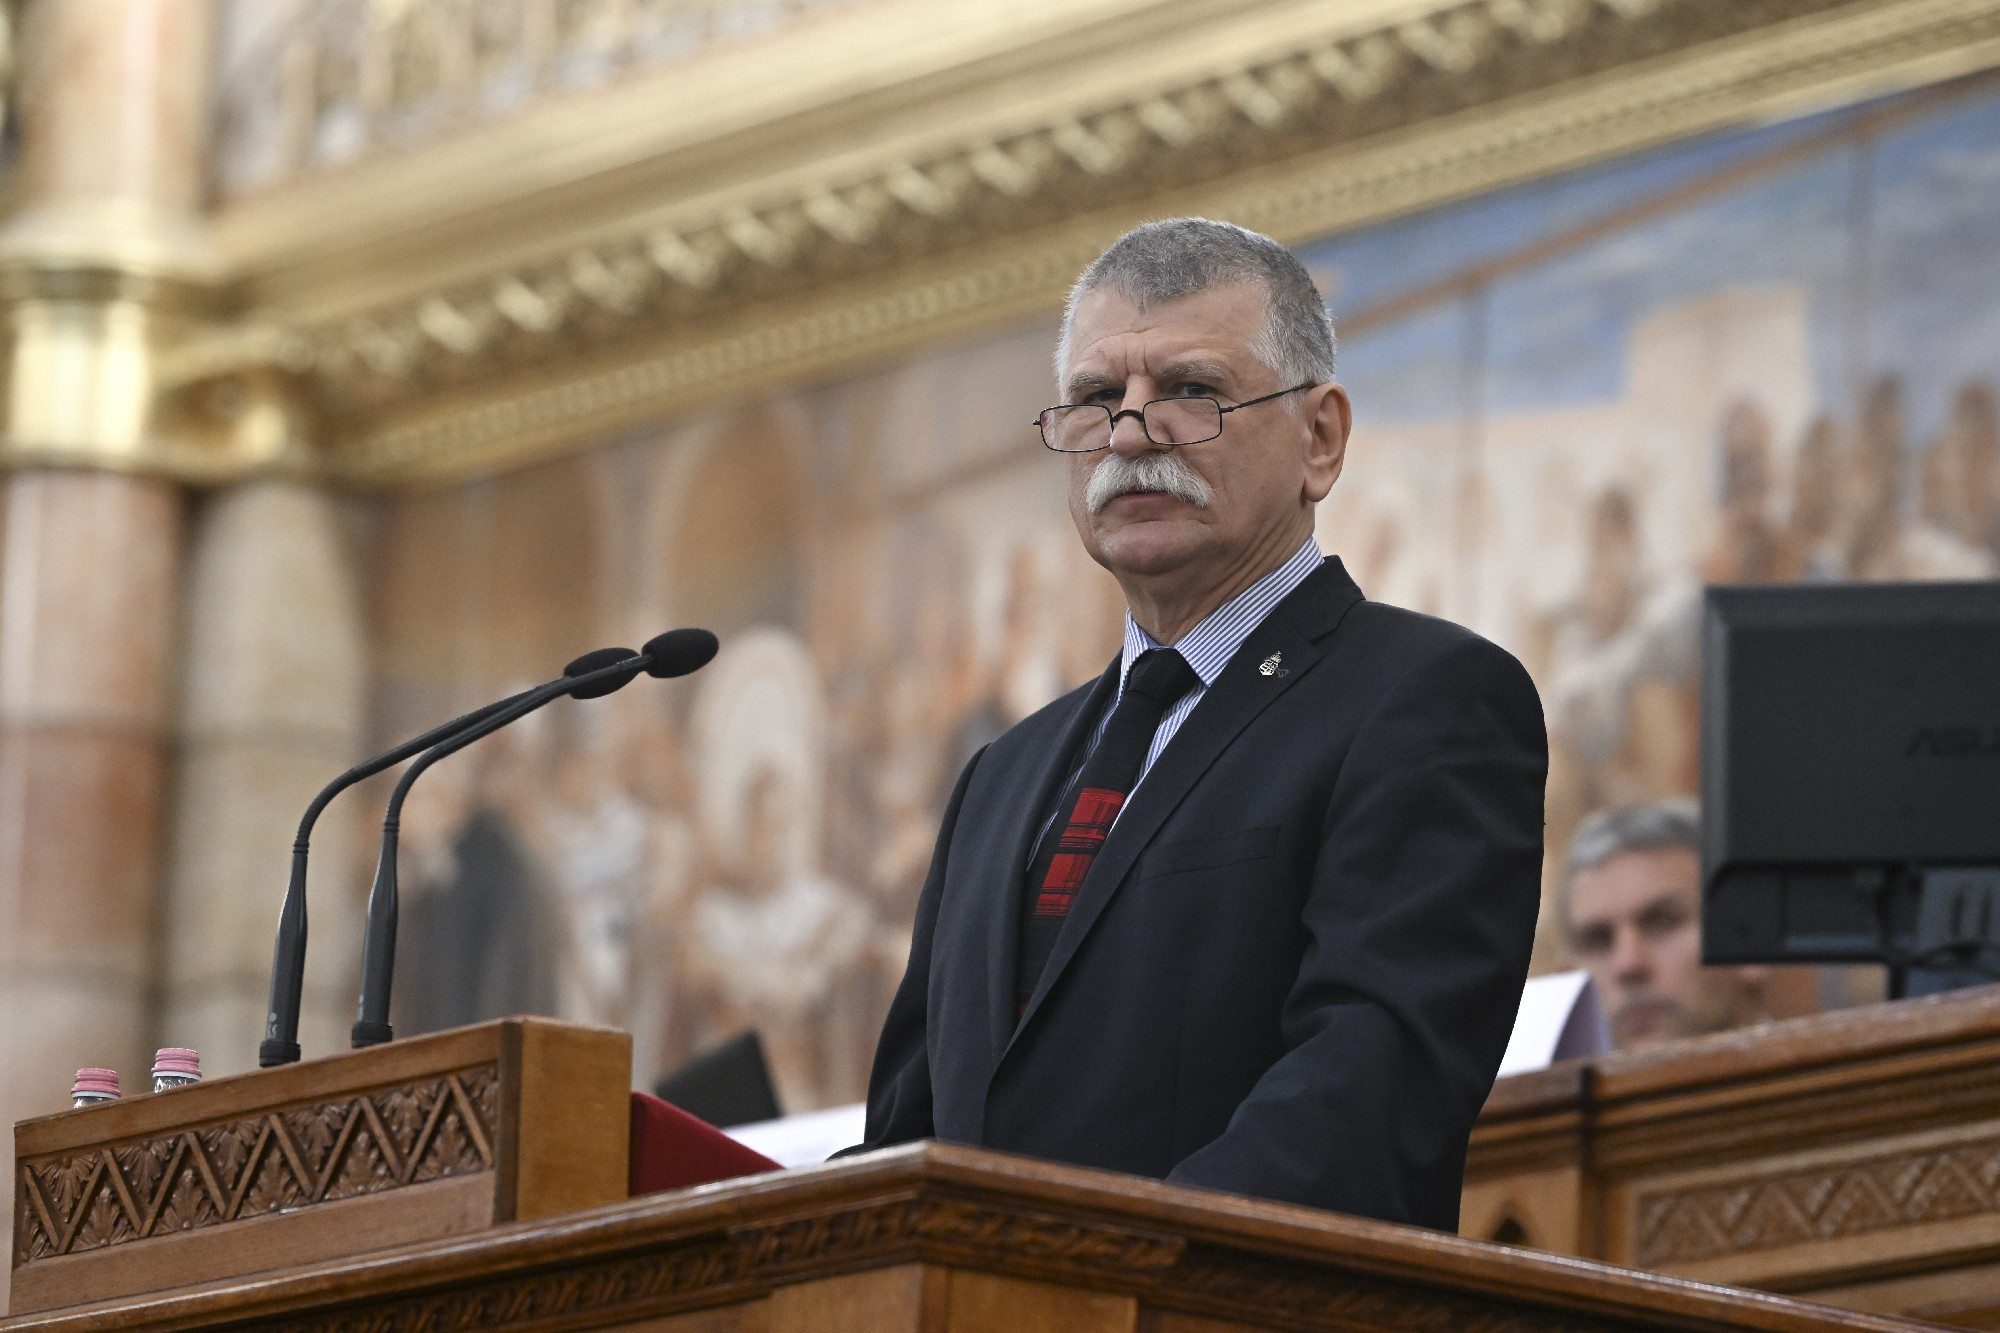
[258,1040,301,1067]
[350,1020,394,1048]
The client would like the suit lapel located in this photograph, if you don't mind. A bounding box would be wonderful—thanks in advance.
[1008,560,1366,1041]
[978,657,1120,1056]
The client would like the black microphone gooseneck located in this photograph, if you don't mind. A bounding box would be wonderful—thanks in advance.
[350,628,719,1049]
[258,687,538,1067]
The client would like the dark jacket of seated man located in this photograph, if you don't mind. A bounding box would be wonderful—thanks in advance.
[851,554,1546,1230]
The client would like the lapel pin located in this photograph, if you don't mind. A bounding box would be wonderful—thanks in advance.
[1258,651,1286,678]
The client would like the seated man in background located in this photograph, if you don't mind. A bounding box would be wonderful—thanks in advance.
[1562,800,1819,1051]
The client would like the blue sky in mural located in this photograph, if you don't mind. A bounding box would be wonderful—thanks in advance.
[1480,144,1852,415]
[1299,105,1857,319]
[1300,79,2000,443]
[1868,92,2000,441]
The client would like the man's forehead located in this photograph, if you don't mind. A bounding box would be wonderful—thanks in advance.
[1570,847,1701,913]
[1064,350,1236,392]
[1065,283,1266,380]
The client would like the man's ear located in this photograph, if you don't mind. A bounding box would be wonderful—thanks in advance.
[1301,382,1351,504]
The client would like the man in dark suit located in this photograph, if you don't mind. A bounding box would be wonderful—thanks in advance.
[852,218,1546,1230]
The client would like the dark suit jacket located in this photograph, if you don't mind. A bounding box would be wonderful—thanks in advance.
[854,557,1546,1229]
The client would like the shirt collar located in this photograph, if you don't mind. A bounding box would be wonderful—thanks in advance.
[1119,537,1324,693]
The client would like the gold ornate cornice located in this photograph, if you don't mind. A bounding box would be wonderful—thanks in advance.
[198,0,2000,486]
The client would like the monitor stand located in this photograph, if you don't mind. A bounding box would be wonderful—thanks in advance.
[1905,865,2000,999]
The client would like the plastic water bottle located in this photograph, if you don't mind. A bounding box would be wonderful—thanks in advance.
[151,1048,201,1093]
[70,1068,120,1108]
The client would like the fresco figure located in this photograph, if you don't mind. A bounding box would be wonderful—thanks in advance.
[1778,416,1844,581]
[541,740,654,1032]
[396,738,559,1036]
[1545,488,1699,821]
[675,628,874,1112]
[1958,383,2000,562]
[1916,381,2000,574]
[1838,378,1906,581]
[1838,377,1996,580]
[1703,400,1786,585]
[610,697,701,1090]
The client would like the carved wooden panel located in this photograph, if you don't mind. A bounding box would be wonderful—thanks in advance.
[12,1064,498,1269]
[907,1197,1185,1275]
[1634,1130,2000,1267]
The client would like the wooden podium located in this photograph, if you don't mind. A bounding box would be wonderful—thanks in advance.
[1464,988,2000,1328]
[5,1018,1953,1333]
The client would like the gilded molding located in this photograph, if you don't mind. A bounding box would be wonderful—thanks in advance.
[193,0,2000,485]
[0,254,310,481]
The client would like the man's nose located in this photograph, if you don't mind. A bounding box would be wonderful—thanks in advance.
[1107,405,1159,457]
[1608,929,1650,984]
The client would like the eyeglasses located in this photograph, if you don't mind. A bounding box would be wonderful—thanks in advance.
[1033,383,1316,453]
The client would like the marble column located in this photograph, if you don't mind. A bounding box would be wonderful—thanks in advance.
[162,477,367,1074]
[0,472,182,1096]
[0,0,218,1305]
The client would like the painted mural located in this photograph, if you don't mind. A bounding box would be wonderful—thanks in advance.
[1301,77,2000,964]
[368,75,2000,1111]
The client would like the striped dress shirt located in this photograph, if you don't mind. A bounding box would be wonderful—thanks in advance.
[1042,536,1325,837]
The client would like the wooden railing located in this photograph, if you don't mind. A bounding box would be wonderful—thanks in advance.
[1465,987,2000,1329]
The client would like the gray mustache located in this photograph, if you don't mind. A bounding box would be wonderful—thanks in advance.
[1085,451,1214,514]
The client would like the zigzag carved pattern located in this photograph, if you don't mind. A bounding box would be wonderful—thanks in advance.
[1635,1132,2000,1266]
[11,1065,498,1268]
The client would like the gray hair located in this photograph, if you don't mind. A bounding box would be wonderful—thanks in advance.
[1055,218,1337,392]
[1559,799,1702,935]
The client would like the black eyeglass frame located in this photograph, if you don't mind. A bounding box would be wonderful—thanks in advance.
[1032,382,1318,453]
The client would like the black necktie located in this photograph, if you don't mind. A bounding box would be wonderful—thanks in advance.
[1016,647,1200,1011]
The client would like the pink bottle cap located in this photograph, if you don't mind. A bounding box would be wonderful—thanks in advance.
[71,1068,120,1098]
[151,1048,200,1079]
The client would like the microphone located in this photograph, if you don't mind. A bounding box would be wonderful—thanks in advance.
[348,628,718,1049]
[258,687,536,1067]
[639,626,720,679]
[257,630,717,1068]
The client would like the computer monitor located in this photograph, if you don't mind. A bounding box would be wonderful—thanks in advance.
[1701,581,2000,982]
